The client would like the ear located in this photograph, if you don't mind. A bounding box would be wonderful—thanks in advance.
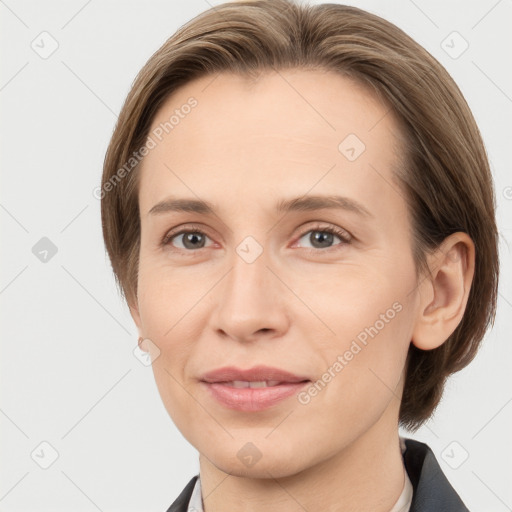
[411,232,475,350]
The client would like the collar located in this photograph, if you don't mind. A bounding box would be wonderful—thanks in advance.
[402,438,469,511]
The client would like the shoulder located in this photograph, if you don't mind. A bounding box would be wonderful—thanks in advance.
[403,437,470,512]
[164,475,199,512]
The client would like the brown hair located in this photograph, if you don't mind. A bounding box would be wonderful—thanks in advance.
[100,0,499,431]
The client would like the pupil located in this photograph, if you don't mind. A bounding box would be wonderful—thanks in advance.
[184,232,204,249]
[312,231,333,248]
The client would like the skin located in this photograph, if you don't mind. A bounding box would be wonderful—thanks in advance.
[130,69,475,512]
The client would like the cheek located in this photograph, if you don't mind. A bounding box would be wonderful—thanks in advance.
[136,265,195,380]
[297,304,413,442]
[308,261,416,400]
[137,269,200,429]
[306,262,410,338]
[137,256,204,334]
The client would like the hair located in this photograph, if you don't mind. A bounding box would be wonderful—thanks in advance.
[100,0,499,431]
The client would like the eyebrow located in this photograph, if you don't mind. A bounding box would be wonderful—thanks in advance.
[148,194,373,218]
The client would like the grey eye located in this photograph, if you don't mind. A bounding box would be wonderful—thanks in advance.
[298,230,341,249]
[173,232,210,250]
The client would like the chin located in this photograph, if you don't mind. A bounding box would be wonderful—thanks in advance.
[214,457,304,480]
[201,439,308,480]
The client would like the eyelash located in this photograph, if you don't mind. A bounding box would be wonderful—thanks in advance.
[161,223,352,254]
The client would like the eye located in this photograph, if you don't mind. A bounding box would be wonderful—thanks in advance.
[161,223,352,253]
[295,225,351,252]
[162,228,214,251]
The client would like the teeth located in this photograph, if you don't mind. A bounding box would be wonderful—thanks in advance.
[229,380,282,388]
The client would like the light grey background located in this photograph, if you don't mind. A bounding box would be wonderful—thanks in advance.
[1,0,511,510]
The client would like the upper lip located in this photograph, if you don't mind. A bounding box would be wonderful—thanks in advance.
[200,365,311,384]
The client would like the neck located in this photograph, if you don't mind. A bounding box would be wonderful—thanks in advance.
[198,403,406,512]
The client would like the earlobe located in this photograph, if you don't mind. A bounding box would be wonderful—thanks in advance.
[411,232,475,351]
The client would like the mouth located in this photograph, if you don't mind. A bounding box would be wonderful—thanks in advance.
[218,380,307,388]
[199,365,311,411]
[200,364,310,384]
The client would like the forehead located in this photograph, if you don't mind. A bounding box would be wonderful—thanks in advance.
[138,69,404,218]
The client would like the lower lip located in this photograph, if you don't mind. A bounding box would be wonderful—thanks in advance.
[202,381,310,412]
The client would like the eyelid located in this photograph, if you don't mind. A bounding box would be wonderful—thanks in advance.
[295,222,352,243]
[289,222,352,253]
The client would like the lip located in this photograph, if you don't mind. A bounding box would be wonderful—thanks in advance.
[200,365,310,384]
[200,365,311,412]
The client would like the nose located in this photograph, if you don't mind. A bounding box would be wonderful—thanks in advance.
[209,246,290,343]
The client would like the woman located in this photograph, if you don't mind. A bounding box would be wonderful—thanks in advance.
[100,1,499,510]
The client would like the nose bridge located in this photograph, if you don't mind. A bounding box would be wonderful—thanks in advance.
[225,242,273,314]
[211,240,288,340]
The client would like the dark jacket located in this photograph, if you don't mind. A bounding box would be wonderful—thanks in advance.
[165,438,470,511]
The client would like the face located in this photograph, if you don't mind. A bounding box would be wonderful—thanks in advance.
[131,69,422,478]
